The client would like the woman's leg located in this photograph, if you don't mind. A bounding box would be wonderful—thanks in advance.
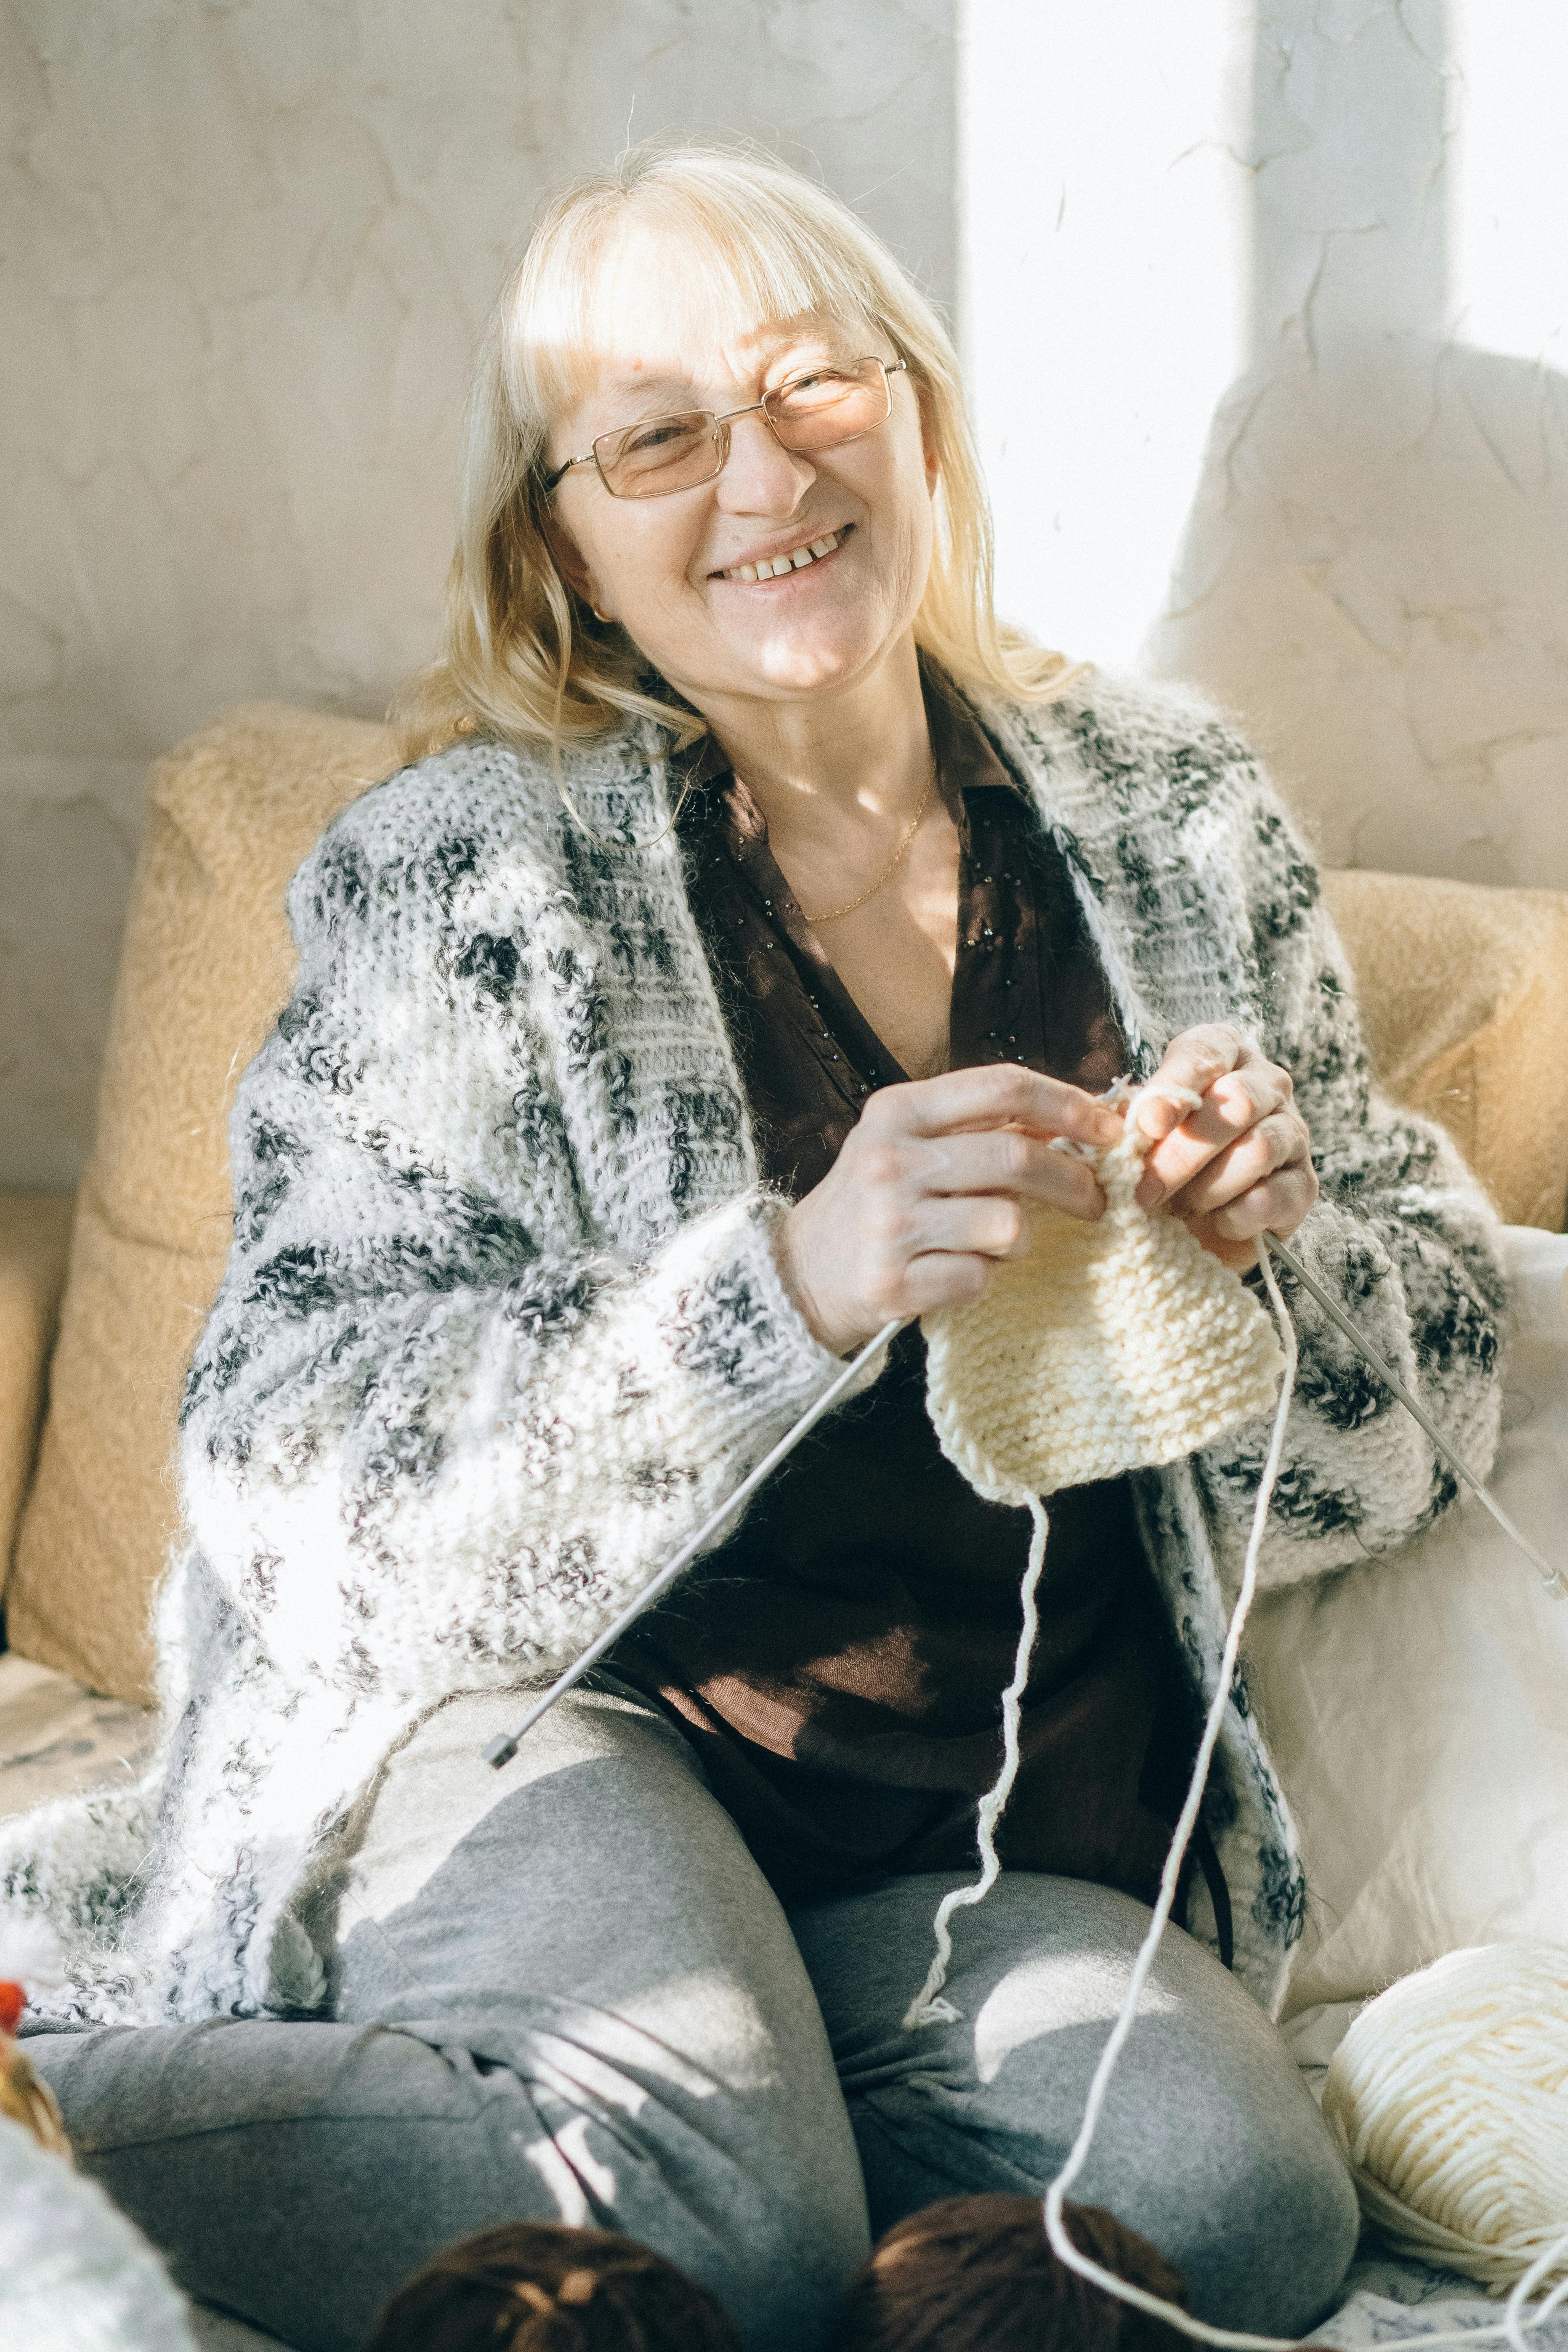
[29,1686,870,2352]
[787,1871,1358,2339]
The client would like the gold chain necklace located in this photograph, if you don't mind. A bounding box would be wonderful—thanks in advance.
[796,763,939,926]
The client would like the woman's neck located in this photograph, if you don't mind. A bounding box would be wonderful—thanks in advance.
[689,632,934,858]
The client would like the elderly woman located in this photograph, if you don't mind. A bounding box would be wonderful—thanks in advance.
[19,147,1503,2352]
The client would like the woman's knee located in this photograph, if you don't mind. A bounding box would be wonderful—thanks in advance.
[343,2056,865,2352]
[846,2052,1357,2340]
[683,2169,867,2352]
[1133,2077,1360,2336]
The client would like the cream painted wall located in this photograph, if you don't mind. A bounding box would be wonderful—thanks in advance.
[0,0,956,1187]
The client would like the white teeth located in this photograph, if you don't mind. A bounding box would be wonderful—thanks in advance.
[722,528,841,581]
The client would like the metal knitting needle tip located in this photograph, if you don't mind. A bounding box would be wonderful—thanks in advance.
[1260,1231,1563,1600]
[483,1316,909,1768]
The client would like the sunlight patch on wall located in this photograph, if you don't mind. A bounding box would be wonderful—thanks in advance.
[957,0,1252,669]
[1451,0,1568,370]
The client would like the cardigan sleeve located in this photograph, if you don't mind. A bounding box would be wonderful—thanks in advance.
[177,794,848,1710]
[1187,742,1509,1589]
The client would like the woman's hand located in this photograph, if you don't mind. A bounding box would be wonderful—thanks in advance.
[1132,1025,1318,1269]
[776,1065,1124,1357]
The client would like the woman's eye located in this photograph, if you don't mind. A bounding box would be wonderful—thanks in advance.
[776,370,854,411]
[625,417,702,455]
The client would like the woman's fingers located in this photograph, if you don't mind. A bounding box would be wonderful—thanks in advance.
[1177,1215,1265,1272]
[887,1063,1123,1150]
[1209,1160,1318,1239]
[1121,1025,1319,1265]
[894,1250,997,1319]
[1131,1026,1246,1143]
[779,1058,1116,1353]
[1135,1055,1294,1209]
[924,1127,1107,1217]
[913,1193,1035,1261]
[1183,1160,1320,1265]
[1166,1107,1308,1217]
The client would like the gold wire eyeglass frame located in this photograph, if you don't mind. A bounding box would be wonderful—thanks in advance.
[544,356,908,498]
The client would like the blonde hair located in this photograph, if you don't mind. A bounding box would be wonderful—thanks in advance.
[395,140,1073,764]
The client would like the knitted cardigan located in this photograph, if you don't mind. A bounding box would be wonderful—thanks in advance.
[3,670,1505,2026]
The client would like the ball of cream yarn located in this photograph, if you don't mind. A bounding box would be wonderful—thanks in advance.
[1323,1943,1568,2292]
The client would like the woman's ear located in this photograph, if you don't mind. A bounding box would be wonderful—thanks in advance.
[542,506,614,622]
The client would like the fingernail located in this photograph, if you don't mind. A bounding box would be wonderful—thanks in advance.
[1135,1173,1163,1210]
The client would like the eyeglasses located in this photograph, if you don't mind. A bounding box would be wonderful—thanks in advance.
[545,356,908,500]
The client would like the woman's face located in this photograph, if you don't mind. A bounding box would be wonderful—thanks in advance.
[542,221,938,715]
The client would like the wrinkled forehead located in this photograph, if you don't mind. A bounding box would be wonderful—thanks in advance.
[514,203,879,433]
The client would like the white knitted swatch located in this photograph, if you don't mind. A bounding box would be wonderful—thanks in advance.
[923,1111,1286,1506]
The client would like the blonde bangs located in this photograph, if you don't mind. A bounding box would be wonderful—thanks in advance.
[396,141,1074,766]
[512,175,883,442]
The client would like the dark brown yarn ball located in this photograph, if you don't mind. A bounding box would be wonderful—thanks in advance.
[360,2220,744,2352]
[830,2194,1193,2352]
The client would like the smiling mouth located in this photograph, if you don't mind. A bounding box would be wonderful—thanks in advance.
[713,525,850,583]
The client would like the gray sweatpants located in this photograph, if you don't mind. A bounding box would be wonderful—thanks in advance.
[30,1684,1357,2352]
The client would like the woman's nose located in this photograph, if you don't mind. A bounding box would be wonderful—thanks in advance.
[716,410,817,514]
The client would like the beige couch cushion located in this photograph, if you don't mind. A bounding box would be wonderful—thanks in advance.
[6,701,1565,1701]
[1322,868,1568,1232]
[7,707,394,1700]
[0,1194,73,1584]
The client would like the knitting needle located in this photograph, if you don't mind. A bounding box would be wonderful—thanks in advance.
[482,1316,909,1770]
[1261,1230,1563,1598]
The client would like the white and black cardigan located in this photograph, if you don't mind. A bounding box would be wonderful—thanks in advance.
[5,670,1505,2025]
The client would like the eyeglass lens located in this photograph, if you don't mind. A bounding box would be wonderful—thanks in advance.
[593,357,894,499]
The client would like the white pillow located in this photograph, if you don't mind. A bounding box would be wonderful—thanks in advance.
[1247,1226,1568,2027]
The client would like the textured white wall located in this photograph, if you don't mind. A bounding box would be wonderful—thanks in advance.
[0,0,956,1187]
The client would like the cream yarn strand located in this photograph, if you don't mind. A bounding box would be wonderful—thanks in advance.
[901,1496,1049,2031]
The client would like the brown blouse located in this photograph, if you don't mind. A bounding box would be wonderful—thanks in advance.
[611,670,1220,1933]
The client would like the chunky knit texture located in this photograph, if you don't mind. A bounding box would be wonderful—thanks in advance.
[924,1109,1286,1504]
[0,670,1506,2025]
